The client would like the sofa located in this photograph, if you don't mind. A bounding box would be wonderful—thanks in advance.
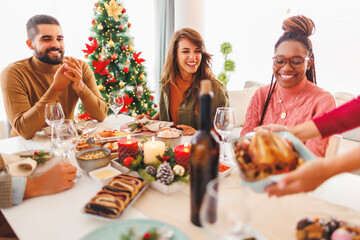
[227,81,360,160]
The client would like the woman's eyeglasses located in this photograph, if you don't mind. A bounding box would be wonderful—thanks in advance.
[273,56,309,68]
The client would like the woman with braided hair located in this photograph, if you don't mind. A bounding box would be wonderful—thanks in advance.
[241,15,336,157]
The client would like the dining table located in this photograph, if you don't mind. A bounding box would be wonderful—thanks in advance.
[1,114,360,240]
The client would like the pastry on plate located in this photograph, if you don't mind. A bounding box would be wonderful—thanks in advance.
[156,127,181,138]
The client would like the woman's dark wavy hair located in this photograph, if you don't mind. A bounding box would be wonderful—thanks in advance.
[259,15,316,125]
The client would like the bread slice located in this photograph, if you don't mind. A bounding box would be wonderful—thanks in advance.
[84,192,125,218]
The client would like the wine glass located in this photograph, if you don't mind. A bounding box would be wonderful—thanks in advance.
[213,107,235,162]
[200,177,252,240]
[108,91,124,130]
[45,102,65,127]
[45,102,65,152]
[52,119,78,163]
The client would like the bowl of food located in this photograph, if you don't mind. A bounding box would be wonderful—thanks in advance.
[233,130,316,193]
[75,147,111,172]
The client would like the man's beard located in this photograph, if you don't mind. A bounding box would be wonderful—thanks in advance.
[35,47,64,65]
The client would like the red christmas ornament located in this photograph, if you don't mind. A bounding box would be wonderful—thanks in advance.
[82,38,99,57]
[133,52,145,65]
[123,67,129,73]
[123,156,135,168]
[94,2,98,7]
[92,57,110,75]
[111,53,117,60]
[121,45,127,51]
[119,24,124,30]
[154,104,158,107]
[150,95,154,100]
[128,23,131,28]
[146,111,150,115]
[122,8,126,13]
[88,37,93,41]
[91,19,96,25]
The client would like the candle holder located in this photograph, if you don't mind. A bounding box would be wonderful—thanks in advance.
[117,136,139,164]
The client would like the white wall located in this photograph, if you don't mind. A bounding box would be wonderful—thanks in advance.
[174,0,205,35]
[203,0,360,95]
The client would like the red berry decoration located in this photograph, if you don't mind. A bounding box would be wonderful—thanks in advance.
[128,23,131,28]
[111,54,117,60]
[34,151,39,155]
[88,37,93,41]
[166,156,170,160]
[123,156,134,168]
[143,232,151,240]
[123,67,129,73]
[122,8,126,13]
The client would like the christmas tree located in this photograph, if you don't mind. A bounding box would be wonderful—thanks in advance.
[78,0,157,121]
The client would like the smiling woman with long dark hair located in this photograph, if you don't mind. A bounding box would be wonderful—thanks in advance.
[149,28,229,135]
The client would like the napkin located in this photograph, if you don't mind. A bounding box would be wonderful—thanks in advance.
[1,153,37,177]
[43,121,98,136]
[129,118,174,132]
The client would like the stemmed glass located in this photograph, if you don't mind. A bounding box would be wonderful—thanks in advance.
[52,119,78,163]
[200,176,252,240]
[214,107,235,162]
[108,91,124,130]
[45,102,65,151]
[45,102,65,128]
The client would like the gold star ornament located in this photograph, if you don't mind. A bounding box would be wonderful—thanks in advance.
[104,0,123,21]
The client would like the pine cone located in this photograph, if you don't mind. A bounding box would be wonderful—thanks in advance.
[145,165,156,177]
[156,161,174,185]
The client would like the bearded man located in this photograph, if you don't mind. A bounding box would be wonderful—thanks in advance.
[1,14,107,139]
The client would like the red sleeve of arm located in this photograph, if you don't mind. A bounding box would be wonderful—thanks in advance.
[313,96,360,138]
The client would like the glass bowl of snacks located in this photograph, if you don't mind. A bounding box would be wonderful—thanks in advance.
[75,147,111,172]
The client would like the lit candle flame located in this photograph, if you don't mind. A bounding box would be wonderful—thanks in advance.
[126,135,132,144]
[151,136,155,142]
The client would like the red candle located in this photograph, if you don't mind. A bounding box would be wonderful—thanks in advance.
[118,135,138,163]
[175,142,191,171]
